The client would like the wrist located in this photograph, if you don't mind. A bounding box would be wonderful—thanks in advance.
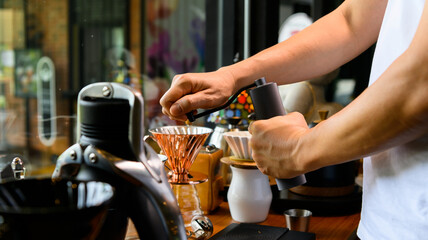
[294,128,321,173]
[219,59,264,91]
[215,66,239,93]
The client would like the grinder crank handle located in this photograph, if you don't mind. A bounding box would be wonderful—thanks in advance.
[249,78,306,190]
[186,82,258,122]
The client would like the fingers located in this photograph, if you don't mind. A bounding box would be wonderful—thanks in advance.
[161,78,228,120]
[160,71,234,121]
[159,74,190,117]
[248,121,254,134]
[160,74,202,121]
[248,118,269,135]
[161,107,187,122]
[161,92,203,120]
[248,113,309,178]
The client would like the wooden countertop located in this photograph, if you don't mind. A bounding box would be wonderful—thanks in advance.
[31,165,360,239]
[125,201,360,239]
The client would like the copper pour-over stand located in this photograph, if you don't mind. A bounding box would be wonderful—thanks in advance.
[150,126,213,239]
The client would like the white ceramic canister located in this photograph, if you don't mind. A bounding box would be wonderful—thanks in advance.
[227,166,272,223]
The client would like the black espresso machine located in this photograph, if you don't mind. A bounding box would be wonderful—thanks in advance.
[52,83,188,240]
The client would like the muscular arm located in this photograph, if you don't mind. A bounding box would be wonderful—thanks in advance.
[160,0,387,120]
[251,0,428,178]
[301,0,428,171]
[225,0,387,89]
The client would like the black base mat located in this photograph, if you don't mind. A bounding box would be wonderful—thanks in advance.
[209,223,315,240]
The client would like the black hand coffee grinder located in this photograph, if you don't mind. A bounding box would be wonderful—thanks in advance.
[52,83,187,240]
[186,78,306,190]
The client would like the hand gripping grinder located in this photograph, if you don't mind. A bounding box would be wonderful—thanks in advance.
[186,78,306,190]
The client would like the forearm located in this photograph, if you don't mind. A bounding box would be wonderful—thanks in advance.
[300,51,428,171]
[298,1,428,171]
[220,0,386,91]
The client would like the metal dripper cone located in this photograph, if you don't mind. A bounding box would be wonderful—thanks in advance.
[149,126,212,184]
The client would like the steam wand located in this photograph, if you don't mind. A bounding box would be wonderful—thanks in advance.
[185,78,306,190]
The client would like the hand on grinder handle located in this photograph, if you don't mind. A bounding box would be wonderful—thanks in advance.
[160,69,236,122]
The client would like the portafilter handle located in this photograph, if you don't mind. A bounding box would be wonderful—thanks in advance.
[186,78,306,190]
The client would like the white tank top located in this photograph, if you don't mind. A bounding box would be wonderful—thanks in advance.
[357,0,428,239]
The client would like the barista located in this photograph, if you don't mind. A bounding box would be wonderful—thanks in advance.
[160,0,428,239]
